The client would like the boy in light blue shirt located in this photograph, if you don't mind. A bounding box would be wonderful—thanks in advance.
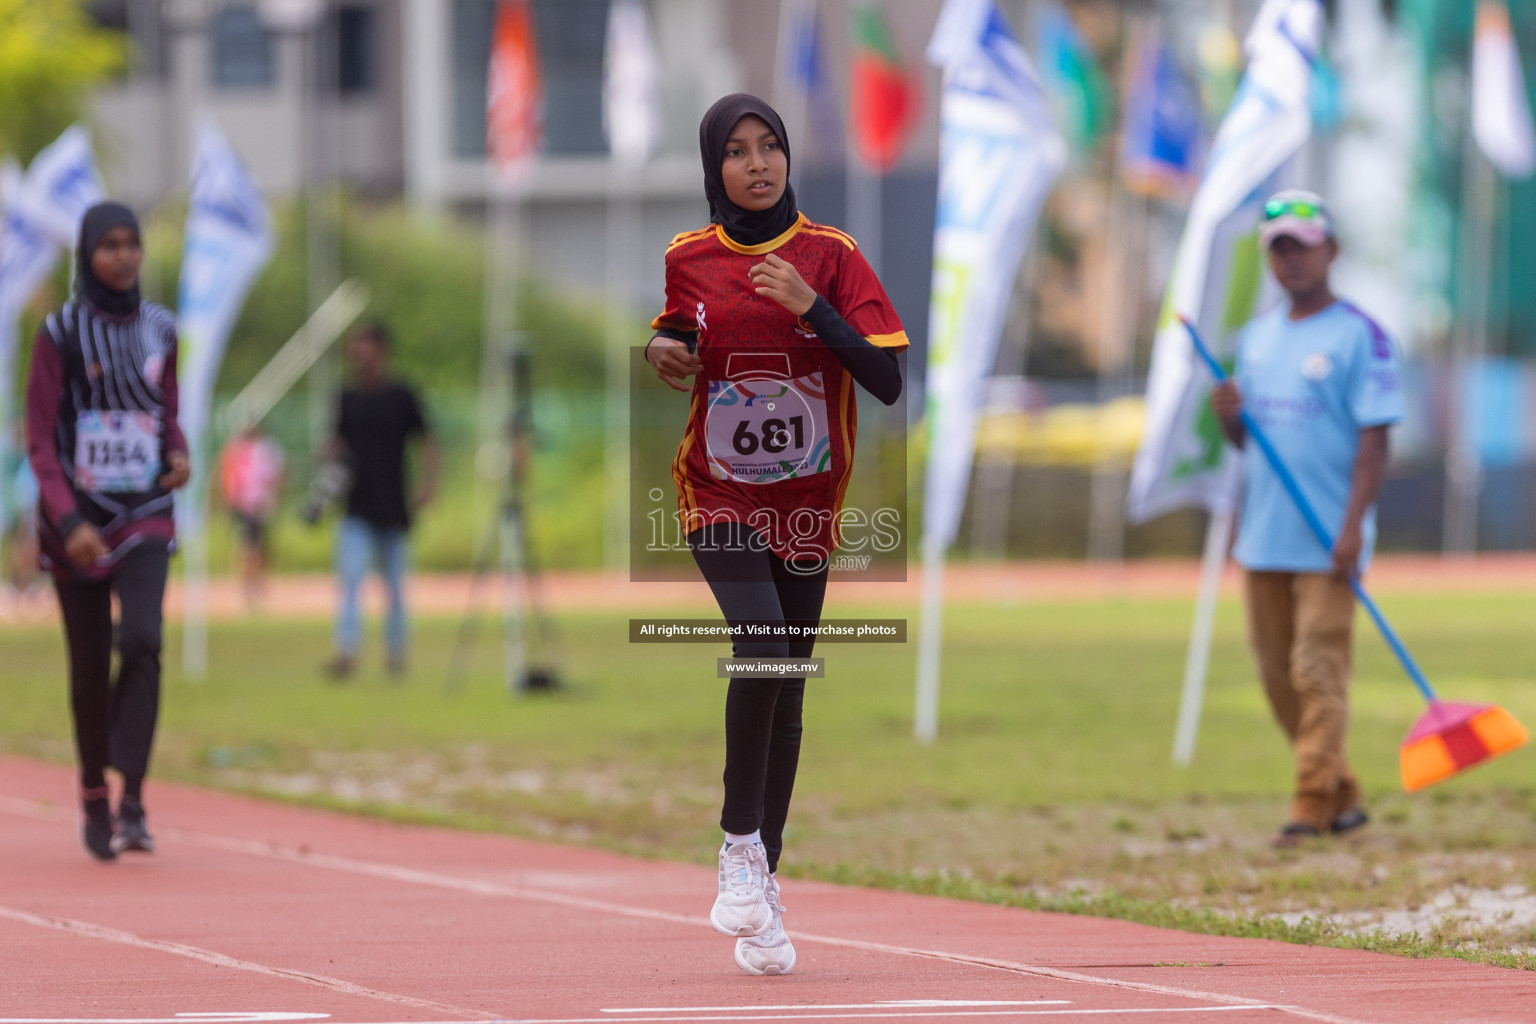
[1211,190,1404,848]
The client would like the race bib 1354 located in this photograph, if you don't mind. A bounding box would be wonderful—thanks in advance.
[74,410,160,493]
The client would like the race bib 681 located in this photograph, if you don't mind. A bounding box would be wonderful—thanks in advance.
[705,373,830,484]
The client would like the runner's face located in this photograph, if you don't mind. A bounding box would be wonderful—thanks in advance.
[90,225,143,293]
[1266,235,1336,297]
[721,115,787,212]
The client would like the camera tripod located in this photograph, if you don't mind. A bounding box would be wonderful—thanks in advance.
[446,348,561,695]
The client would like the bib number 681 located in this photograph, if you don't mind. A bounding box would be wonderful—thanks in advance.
[732,416,805,456]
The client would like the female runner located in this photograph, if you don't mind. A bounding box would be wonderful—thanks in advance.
[26,201,189,860]
[646,94,907,975]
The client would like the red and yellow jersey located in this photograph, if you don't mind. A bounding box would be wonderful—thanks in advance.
[652,212,907,562]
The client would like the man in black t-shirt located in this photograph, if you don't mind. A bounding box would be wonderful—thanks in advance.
[324,323,441,678]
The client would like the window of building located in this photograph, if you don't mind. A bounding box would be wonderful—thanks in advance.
[212,5,275,89]
[90,0,170,81]
[533,0,607,155]
[451,0,496,157]
[336,5,375,94]
[450,0,609,159]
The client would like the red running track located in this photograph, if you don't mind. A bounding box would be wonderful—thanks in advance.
[2,756,1532,1024]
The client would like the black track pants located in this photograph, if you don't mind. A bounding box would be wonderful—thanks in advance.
[688,522,828,874]
[54,544,169,799]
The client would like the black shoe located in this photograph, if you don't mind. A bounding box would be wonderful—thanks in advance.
[81,795,116,861]
[113,796,155,854]
[322,655,356,682]
[1330,807,1369,835]
[1270,821,1324,849]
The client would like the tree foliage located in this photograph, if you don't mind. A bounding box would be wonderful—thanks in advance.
[0,0,125,163]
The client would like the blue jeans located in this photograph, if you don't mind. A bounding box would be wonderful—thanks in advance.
[334,516,410,658]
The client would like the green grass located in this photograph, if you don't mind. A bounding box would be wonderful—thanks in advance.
[4,588,1535,967]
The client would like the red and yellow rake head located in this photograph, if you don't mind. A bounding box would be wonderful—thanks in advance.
[1401,700,1529,792]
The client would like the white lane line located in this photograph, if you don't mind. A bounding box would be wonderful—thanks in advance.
[0,795,63,818]
[164,826,710,927]
[0,797,1373,1024]
[139,1009,1295,1024]
[1,1011,1297,1024]
[157,827,1370,1024]
[768,938,1366,1024]
[601,1005,1069,1014]
[0,1018,330,1023]
[0,906,496,1021]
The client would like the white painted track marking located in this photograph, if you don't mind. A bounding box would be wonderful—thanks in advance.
[0,1018,330,1024]
[1,798,1373,1024]
[0,1011,1307,1024]
[601,1004,1069,1013]
[0,906,497,1020]
[502,1011,1290,1022]
[159,826,1372,1024]
[0,1017,331,1024]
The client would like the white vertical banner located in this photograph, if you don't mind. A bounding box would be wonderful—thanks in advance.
[1472,0,1536,180]
[1444,1,1535,554]
[1126,0,1322,523]
[603,0,662,167]
[177,116,273,676]
[1119,0,1323,766]
[915,0,1066,742]
[177,116,275,532]
[602,0,661,570]
[0,126,105,532]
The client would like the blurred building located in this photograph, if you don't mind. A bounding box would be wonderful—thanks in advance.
[78,0,1536,554]
[89,0,950,331]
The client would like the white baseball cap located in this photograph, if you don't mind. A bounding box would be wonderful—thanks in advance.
[1259,189,1335,248]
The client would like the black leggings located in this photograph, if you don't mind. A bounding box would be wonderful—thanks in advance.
[688,522,828,874]
[54,544,169,800]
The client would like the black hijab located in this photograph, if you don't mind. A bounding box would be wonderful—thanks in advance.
[76,201,142,317]
[698,94,799,247]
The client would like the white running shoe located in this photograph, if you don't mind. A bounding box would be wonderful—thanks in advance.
[735,873,795,976]
[710,841,773,937]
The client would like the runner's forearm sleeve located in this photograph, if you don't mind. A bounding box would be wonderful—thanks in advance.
[24,329,84,536]
[803,295,902,406]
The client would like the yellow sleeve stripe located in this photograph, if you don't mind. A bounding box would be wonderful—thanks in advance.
[665,226,715,255]
[831,373,857,545]
[866,331,909,350]
[671,395,702,520]
[650,315,696,331]
[803,226,857,250]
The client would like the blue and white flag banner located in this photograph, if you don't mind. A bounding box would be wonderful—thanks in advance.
[1121,36,1201,198]
[0,127,106,527]
[0,162,54,530]
[14,124,107,250]
[176,116,273,534]
[1126,0,1322,523]
[775,0,839,166]
[921,0,1066,555]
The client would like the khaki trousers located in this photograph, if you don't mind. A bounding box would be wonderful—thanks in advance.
[1243,570,1362,830]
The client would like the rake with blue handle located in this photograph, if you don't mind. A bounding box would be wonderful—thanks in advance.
[1179,314,1526,791]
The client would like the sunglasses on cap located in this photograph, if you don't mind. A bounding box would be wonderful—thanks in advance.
[1264,198,1322,221]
